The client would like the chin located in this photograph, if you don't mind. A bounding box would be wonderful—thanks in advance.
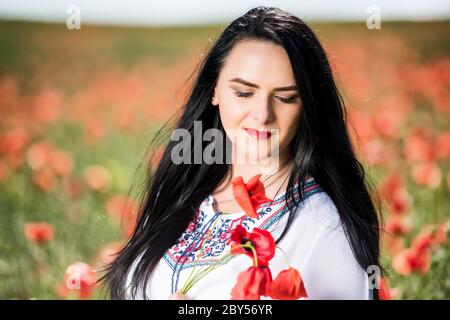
[233,143,278,164]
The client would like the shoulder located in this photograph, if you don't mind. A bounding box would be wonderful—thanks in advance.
[272,188,345,256]
[283,190,370,299]
[270,184,343,243]
[294,188,342,232]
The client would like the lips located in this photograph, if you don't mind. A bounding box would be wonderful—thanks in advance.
[244,128,272,140]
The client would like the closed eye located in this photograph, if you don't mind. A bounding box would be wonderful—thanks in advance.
[276,95,299,104]
[234,91,299,103]
[234,91,253,98]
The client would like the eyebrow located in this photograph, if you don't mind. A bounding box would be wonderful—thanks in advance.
[228,77,297,92]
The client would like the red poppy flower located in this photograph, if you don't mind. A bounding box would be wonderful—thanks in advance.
[32,167,56,192]
[33,88,61,125]
[392,246,431,276]
[83,165,111,192]
[268,267,308,300]
[379,174,411,215]
[432,221,448,246]
[385,215,411,235]
[26,141,53,171]
[232,174,272,218]
[97,241,124,265]
[105,194,138,223]
[378,277,392,300]
[49,150,74,177]
[230,225,275,266]
[56,262,98,299]
[24,222,55,244]
[0,159,8,183]
[412,228,434,253]
[0,127,28,158]
[231,266,272,300]
[411,161,442,189]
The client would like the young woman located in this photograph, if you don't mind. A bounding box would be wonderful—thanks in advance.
[100,6,382,300]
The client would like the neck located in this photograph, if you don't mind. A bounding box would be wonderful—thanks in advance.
[212,151,294,206]
[230,141,292,180]
[230,156,291,183]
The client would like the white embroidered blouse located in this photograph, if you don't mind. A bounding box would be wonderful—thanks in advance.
[125,177,371,300]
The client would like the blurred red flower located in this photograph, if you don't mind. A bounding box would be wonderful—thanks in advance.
[150,145,165,170]
[83,165,111,192]
[412,228,435,252]
[0,159,8,183]
[27,141,74,186]
[448,172,450,191]
[0,127,28,158]
[24,222,55,244]
[433,220,449,246]
[57,262,98,300]
[32,167,56,192]
[385,215,412,235]
[434,130,450,160]
[390,188,412,215]
[391,223,447,276]
[0,127,28,170]
[411,161,442,189]
[372,103,405,138]
[32,88,61,125]
[105,194,138,238]
[26,141,53,171]
[413,223,449,249]
[49,150,74,177]
[378,277,393,300]
[123,218,137,239]
[98,241,124,265]
[392,247,431,276]
[380,174,411,215]
[105,195,137,223]
[403,128,435,164]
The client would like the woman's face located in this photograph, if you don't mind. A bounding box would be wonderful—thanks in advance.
[212,39,302,167]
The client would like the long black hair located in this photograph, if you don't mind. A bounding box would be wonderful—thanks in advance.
[99,6,382,299]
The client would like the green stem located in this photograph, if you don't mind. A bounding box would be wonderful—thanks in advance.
[241,242,258,267]
[180,213,223,293]
[183,258,229,293]
[181,254,235,294]
[181,241,258,294]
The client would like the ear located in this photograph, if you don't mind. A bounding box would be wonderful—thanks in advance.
[211,87,219,106]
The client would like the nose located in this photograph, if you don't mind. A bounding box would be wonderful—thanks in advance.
[250,96,274,124]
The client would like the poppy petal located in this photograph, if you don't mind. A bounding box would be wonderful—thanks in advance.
[268,267,307,300]
[231,266,273,300]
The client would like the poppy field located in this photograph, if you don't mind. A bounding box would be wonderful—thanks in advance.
[0,20,448,299]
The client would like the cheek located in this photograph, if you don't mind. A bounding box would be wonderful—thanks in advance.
[217,95,248,129]
[276,107,301,143]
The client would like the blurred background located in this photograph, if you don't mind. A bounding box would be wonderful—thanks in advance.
[0,0,448,299]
